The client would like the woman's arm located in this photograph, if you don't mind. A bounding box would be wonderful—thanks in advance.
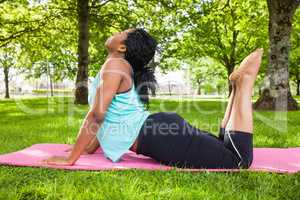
[65,136,99,154]
[42,59,126,165]
[84,136,100,154]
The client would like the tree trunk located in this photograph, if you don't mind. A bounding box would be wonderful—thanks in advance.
[168,82,172,96]
[197,86,201,95]
[226,64,235,97]
[296,65,300,95]
[74,0,89,104]
[254,0,299,111]
[47,62,54,97]
[3,66,9,98]
[49,74,54,97]
[197,80,203,95]
[297,79,300,96]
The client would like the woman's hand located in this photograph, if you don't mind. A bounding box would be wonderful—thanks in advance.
[41,156,74,166]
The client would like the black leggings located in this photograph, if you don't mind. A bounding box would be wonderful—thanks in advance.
[136,112,253,169]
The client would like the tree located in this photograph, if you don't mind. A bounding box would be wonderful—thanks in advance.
[17,14,78,97]
[1,0,191,102]
[187,57,227,95]
[290,60,300,95]
[0,1,64,47]
[167,0,268,95]
[0,46,16,98]
[74,0,139,104]
[254,0,300,110]
[74,0,89,104]
[0,0,79,98]
[290,9,300,96]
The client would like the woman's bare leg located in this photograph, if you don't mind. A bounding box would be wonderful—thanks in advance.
[226,48,263,133]
[220,86,236,128]
[226,76,254,133]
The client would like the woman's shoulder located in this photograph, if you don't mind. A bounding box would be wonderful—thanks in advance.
[104,57,130,68]
[100,58,132,78]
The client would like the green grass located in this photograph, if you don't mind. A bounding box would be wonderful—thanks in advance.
[0,97,300,200]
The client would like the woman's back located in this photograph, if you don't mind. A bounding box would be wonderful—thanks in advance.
[88,58,151,162]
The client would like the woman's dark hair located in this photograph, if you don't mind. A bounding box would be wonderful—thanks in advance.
[124,28,157,109]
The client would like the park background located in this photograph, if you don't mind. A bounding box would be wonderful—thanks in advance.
[0,0,300,199]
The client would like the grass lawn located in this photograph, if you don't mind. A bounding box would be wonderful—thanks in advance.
[0,97,300,199]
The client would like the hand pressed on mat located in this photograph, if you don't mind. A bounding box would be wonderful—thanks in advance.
[41,156,73,166]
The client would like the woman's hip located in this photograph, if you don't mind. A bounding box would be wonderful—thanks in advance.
[135,112,244,169]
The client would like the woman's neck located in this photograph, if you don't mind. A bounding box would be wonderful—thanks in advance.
[107,51,125,59]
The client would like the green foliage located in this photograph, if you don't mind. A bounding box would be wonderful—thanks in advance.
[158,0,269,86]
[0,0,298,97]
[0,0,78,82]
[183,0,268,66]
[186,57,227,94]
[0,45,17,69]
[156,0,269,94]
[290,8,300,92]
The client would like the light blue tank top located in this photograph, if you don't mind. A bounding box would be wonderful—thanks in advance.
[88,59,151,162]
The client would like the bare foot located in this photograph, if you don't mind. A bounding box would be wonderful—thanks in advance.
[229,48,263,82]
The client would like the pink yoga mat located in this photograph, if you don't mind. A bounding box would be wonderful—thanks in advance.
[0,144,300,173]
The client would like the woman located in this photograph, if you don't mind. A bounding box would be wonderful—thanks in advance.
[42,28,263,169]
